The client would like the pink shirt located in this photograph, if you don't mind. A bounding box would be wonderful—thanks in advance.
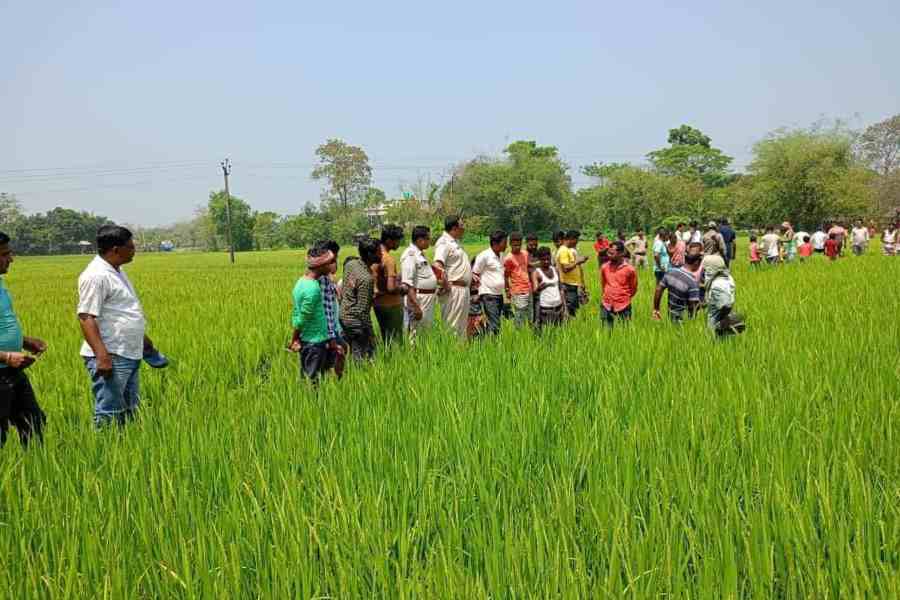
[749,242,760,262]
[670,240,686,266]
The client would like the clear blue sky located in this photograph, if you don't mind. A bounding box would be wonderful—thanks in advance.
[3,0,898,226]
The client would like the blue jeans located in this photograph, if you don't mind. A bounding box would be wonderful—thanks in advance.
[84,355,141,427]
[481,294,504,335]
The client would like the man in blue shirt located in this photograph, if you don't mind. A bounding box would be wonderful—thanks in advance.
[719,219,737,266]
[0,232,47,447]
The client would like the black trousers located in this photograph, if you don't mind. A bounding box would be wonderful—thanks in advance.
[298,342,335,383]
[0,369,45,447]
[562,284,581,317]
[341,322,376,361]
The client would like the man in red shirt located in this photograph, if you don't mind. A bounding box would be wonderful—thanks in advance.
[593,232,610,266]
[503,232,533,327]
[600,241,638,327]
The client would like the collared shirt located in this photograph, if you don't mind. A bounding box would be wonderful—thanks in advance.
[811,231,827,250]
[702,230,725,256]
[77,255,146,360]
[317,275,342,340]
[433,232,471,284]
[652,238,670,273]
[339,257,375,330]
[600,261,637,311]
[473,248,505,296]
[503,250,532,295]
[292,278,329,343]
[400,244,437,291]
[0,279,23,369]
[373,245,402,308]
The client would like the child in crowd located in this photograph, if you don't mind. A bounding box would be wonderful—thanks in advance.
[798,235,813,261]
[748,235,761,268]
[824,233,840,261]
[466,258,485,338]
[531,247,565,331]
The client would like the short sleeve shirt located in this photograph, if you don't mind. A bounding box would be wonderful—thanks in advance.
[400,244,437,291]
[373,248,401,308]
[473,248,506,296]
[659,267,700,316]
[0,279,24,368]
[556,246,582,286]
[77,256,146,360]
[503,251,532,295]
[652,238,670,273]
[433,233,471,285]
[292,278,329,343]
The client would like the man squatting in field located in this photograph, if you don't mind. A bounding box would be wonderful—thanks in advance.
[0,231,47,447]
[400,226,438,342]
[433,215,474,339]
[78,225,161,427]
[372,225,405,347]
[290,245,340,381]
[339,238,381,361]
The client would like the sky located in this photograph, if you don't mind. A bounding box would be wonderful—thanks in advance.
[2,0,898,226]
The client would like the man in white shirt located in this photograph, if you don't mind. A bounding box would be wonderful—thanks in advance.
[400,226,438,342]
[472,230,508,336]
[433,215,473,339]
[810,227,827,253]
[78,225,160,427]
[850,220,870,255]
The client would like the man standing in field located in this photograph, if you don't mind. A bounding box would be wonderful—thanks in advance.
[433,215,473,339]
[652,252,701,323]
[316,240,346,377]
[78,225,162,426]
[719,219,736,266]
[372,224,405,347]
[828,221,847,256]
[599,241,637,327]
[702,222,726,258]
[473,230,508,336]
[504,232,533,328]
[556,229,588,318]
[593,231,610,266]
[652,228,670,284]
[339,239,381,361]
[626,230,648,269]
[400,226,438,342]
[0,232,47,447]
[850,220,870,255]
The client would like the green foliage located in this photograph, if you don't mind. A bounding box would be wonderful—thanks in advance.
[7,206,111,255]
[208,190,256,251]
[311,138,373,209]
[648,125,733,187]
[252,211,282,250]
[452,141,571,235]
[858,113,900,176]
[736,128,875,228]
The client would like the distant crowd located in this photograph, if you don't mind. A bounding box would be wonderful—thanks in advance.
[0,215,893,447]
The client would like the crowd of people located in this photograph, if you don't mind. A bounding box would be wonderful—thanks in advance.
[0,214,893,447]
[289,216,748,383]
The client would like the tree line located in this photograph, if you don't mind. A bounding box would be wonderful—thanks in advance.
[3,114,898,255]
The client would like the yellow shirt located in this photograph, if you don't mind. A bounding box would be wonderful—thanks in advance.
[556,246,582,286]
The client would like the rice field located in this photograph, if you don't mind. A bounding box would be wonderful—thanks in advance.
[2,243,899,598]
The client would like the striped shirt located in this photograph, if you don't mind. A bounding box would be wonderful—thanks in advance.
[339,258,374,330]
[659,267,700,318]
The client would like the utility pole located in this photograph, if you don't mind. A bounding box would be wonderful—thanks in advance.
[220,158,235,264]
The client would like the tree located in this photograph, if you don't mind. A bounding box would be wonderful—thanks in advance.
[0,193,25,240]
[647,125,733,187]
[858,114,900,176]
[451,141,571,235]
[737,127,875,228]
[207,191,255,252]
[252,211,281,250]
[311,139,373,209]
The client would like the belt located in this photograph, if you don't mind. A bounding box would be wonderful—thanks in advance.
[450,280,469,287]
[416,288,437,294]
